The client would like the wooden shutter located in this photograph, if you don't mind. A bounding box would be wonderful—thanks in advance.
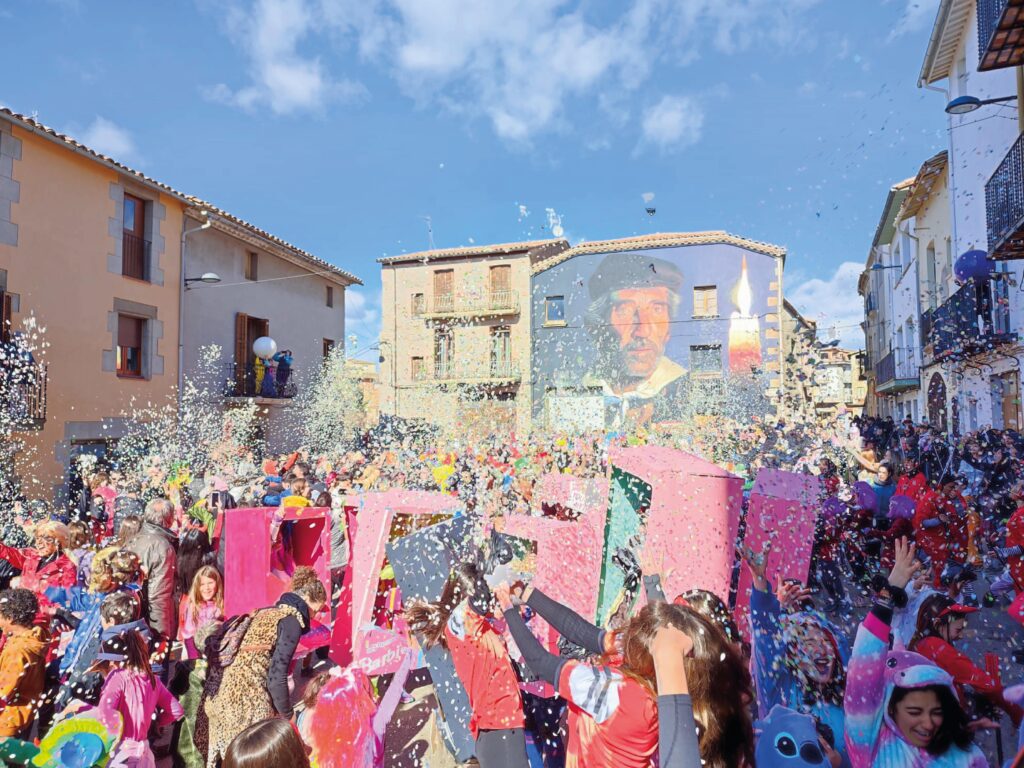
[118,315,142,348]
[434,270,453,296]
[490,265,511,293]
[234,313,248,391]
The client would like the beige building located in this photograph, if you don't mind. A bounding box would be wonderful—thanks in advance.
[780,298,819,423]
[378,239,567,436]
[0,108,187,498]
[812,347,867,418]
[345,358,380,428]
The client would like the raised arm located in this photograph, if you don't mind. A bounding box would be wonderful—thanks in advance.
[524,586,609,656]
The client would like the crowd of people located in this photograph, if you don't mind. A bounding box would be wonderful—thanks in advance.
[0,414,1022,766]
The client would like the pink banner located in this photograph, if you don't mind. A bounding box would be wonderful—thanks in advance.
[734,469,821,639]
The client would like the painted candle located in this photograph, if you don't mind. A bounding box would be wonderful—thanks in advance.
[728,256,762,374]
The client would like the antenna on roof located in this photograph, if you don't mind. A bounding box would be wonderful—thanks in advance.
[420,215,435,250]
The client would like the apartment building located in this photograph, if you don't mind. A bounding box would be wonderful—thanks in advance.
[378,239,567,436]
[0,108,186,498]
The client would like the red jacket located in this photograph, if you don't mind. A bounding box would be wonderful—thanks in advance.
[0,544,77,609]
[914,636,1024,726]
[896,472,928,502]
[913,490,966,562]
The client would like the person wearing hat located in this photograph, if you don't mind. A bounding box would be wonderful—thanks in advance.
[910,592,1023,727]
[582,252,688,427]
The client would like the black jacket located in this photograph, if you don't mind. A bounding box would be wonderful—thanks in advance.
[268,592,310,717]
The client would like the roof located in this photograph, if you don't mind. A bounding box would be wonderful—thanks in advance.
[531,231,786,275]
[0,107,361,286]
[918,0,973,85]
[782,298,818,331]
[898,151,949,220]
[377,238,564,265]
[871,178,915,249]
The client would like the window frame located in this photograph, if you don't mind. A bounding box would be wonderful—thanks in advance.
[689,343,723,377]
[544,296,566,327]
[116,314,145,379]
[121,193,149,281]
[692,285,719,319]
[245,252,259,282]
[326,285,334,308]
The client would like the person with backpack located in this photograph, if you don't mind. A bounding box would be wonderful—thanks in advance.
[201,567,328,767]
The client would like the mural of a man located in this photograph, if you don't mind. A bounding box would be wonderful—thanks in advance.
[583,252,688,426]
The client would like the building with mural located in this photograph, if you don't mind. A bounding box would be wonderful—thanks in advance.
[529,232,786,432]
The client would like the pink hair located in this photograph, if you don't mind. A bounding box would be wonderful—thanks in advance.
[307,666,379,768]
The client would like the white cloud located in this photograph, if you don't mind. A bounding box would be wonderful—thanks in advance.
[79,117,140,164]
[888,0,940,41]
[788,261,866,350]
[207,0,819,141]
[206,0,364,115]
[344,286,381,355]
[640,95,704,151]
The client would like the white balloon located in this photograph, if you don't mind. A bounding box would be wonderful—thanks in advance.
[252,336,278,359]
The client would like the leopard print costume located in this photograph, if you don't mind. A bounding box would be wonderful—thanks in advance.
[200,603,303,767]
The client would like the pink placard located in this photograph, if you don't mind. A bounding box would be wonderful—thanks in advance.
[330,490,461,666]
[354,624,411,677]
[222,506,332,619]
[734,469,821,638]
[608,446,743,604]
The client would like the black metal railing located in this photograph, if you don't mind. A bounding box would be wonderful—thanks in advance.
[122,232,151,281]
[986,132,1024,257]
[224,362,297,398]
[927,276,1016,360]
[978,0,1008,62]
[0,359,47,430]
[920,307,935,349]
[874,351,896,387]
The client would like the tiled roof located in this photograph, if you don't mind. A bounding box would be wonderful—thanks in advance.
[378,238,564,264]
[918,0,972,85]
[870,177,916,249]
[0,107,360,286]
[898,151,948,221]
[531,231,786,274]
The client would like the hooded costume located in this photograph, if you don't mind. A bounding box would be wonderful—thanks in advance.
[844,609,987,767]
[755,705,828,768]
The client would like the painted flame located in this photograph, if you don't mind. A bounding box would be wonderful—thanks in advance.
[736,255,753,317]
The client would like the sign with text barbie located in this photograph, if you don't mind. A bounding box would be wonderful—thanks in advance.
[531,237,784,430]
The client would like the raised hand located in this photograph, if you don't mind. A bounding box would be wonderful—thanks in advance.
[888,537,921,590]
[776,578,813,612]
[742,542,771,591]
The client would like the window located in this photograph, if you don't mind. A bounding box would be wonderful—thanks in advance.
[323,338,335,358]
[326,286,334,308]
[122,193,148,280]
[544,296,565,325]
[490,265,511,301]
[245,252,258,282]
[434,270,454,312]
[411,293,425,315]
[690,344,722,375]
[434,329,453,377]
[692,286,718,318]
[0,289,11,345]
[491,326,512,375]
[411,356,425,380]
[116,315,144,378]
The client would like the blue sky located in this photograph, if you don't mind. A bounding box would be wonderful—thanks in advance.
[2,0,947,352]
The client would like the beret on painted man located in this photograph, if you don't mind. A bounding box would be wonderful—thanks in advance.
[588,252,683,300]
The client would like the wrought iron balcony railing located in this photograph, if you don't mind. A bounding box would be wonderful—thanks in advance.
[421,360,522,383]
[420,291,520,318]
[224,362,297,399]
[927,276,1016,360]
[1,359,47,431]
[874,350,920,394]
[122,232,151,281]
[986,131,1024,259]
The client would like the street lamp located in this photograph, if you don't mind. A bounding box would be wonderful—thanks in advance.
[945,94,1017,114]
[183,272,221,290]
[869,263,902,271]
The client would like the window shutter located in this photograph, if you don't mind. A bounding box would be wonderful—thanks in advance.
[0,290,10,344]
[118,315,142,347]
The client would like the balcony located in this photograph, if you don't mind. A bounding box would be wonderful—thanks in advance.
[874,351,920,394]
[224,362,297,399]
[986,132,1024,259]
[122,232,151,281]
[418,291,520,320]
[1,360,47,431]
[927,276,1016,361]
[416,360,522,385]
[978,0,1024,71]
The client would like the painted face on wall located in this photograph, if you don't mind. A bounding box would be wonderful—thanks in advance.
[608,286,673,379]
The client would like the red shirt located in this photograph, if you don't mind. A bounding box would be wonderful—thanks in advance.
[0,544,77,611]
[557,660,658,768]
[444,603,524,737]
[896,473,928,502]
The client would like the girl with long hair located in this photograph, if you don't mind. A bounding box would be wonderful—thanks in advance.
[845,538,986,766]
[496,582,747,768]
[404,562,528,768]
[94,627,183,767]
[223,717,310,768]
[177,565,224,660]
